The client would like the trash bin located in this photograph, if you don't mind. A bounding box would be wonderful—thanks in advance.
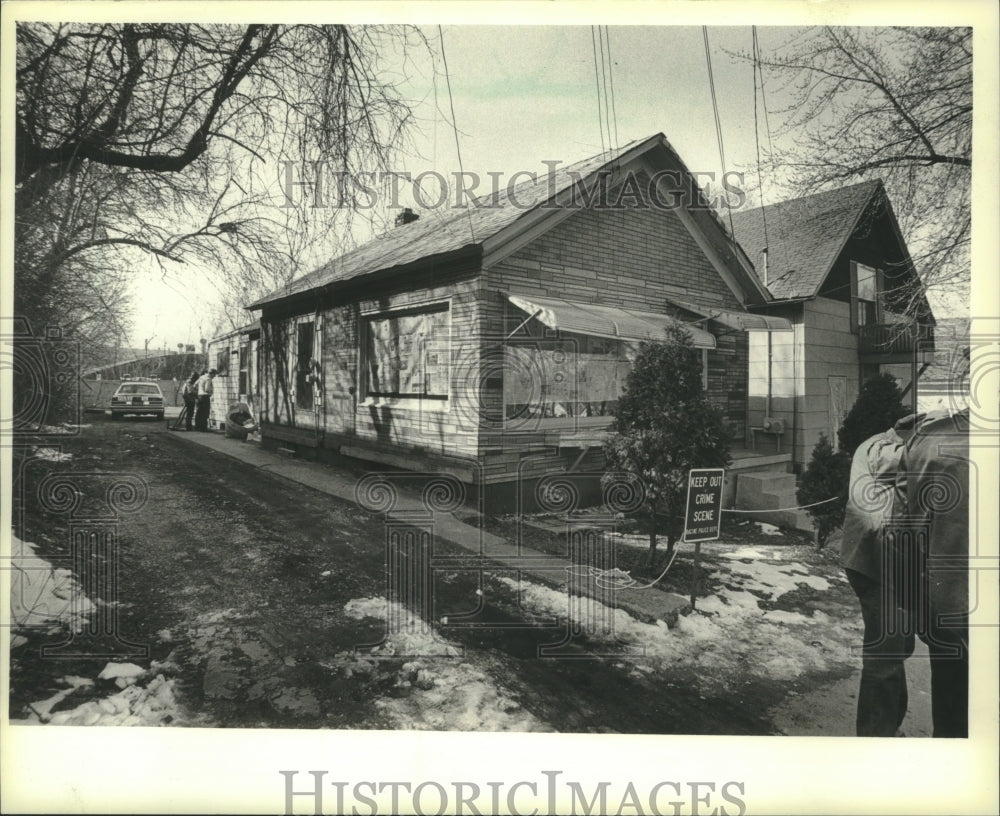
[224,402,258,441]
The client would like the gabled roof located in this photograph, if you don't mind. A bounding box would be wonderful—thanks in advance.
[248,134,770,310]
[728,179,884,300]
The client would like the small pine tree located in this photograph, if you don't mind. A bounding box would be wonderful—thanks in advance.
[838,372,908,457]
[603,326,731,564]
[797,433,850,547]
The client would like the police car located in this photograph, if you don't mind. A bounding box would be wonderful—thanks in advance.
[109,378,165,420]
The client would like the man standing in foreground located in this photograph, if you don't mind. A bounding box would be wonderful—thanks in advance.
[893,408,970,738]
[841,414,920,736]
[194,368,217,432]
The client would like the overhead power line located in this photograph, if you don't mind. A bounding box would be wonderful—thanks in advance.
[751,26,771,274]
[604,27,621,154]
[702,26,736,239]
[591,26,607,157]
[438,25,476,244]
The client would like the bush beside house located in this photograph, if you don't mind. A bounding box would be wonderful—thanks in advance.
[603,326,731,564]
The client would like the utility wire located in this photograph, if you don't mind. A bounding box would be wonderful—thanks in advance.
[751,26,771,270]
[438,25,476,244]
[597,25,614,156]
[702,27,736,239]
[754,28,778,174]
[591,26,607,157]
[604,26,621,154]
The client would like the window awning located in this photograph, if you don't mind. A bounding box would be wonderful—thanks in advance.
[507,293,716,349]
[666,298,793,332]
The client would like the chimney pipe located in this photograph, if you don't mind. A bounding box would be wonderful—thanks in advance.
[395,208,419,227]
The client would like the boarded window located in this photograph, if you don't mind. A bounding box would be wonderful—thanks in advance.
[296,322,315,409]
[363,304,449,399]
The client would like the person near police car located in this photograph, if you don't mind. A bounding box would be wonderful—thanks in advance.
[194,368,217,432]
[181,370,199,431]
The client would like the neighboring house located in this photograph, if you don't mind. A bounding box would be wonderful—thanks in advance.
[245,134,793,511]
[914,316,970,415]
[729,179,936,468]
[206,322,262,430]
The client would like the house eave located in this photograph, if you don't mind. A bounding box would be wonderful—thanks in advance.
[246,244,483,314]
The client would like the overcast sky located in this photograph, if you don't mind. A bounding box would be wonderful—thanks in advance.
[128,20,968,349]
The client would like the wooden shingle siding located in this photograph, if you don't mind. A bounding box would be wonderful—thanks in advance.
[481,186,751,479]
[491,193,744,313]
[256,161,762,489]
[261,273,488,461]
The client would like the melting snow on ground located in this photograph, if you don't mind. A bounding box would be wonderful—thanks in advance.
[16,667,185,726]
[9,532,188,726]
[29,446,74,462]
[9,532,95,647]
[497,550,854,693]
[336,596,548,732]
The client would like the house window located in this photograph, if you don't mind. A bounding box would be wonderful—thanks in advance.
[854,262,879,328]
[362,303,450,400]
[505,332,633,421]
[215,351,229,375]
[238,343,248,397]
[296,322,315,409]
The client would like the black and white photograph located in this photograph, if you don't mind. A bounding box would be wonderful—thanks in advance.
[2,1,997,814]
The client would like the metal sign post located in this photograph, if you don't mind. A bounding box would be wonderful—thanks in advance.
[683,468,725,609]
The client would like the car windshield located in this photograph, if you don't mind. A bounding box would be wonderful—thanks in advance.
[118,384,161,396]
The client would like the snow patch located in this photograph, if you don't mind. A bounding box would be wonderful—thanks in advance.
[719,547,768,561]
[30,446,73,461]
[344,596,460,657]
[714,560,830,599]
[9,533,95,636]
[498,575,851,690]
[48,675,182,726]
[13,674,185,727]
[334,596,548,731]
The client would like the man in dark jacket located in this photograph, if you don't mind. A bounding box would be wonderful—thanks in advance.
[892,409,970,738]
[841,414,920,736]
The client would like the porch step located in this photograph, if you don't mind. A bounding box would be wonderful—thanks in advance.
[734,471,797,499]
[734,472,815,534]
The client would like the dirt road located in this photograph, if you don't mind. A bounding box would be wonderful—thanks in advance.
[8,416,931,735]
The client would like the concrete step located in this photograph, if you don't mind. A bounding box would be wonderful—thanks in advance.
[735,472,797,504]
[734,471,816,535]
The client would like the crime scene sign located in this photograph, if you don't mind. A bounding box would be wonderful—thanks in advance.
[683,468,725,542]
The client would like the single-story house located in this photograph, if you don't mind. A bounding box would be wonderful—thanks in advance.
[246,134,794,511]
[728,179,937,468]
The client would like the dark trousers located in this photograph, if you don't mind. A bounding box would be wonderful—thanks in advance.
[921,618,968,738]
[194,395,211,431]
[845,568,914,736]
[183,396,196,430]
[897,551,969,738]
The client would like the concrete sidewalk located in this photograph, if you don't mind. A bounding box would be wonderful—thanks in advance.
[165,428,691,626]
